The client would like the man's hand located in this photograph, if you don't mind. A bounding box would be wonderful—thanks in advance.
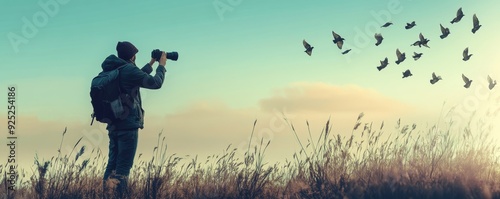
[148,58,156,66]
[159,51,167,66]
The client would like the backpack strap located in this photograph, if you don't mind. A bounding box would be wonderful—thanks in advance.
[115,64,135,105]
[116,64,128,94]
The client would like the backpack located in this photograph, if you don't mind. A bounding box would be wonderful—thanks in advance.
[90,65,130,125]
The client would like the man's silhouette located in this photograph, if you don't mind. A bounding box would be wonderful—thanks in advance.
[101,41,167,198]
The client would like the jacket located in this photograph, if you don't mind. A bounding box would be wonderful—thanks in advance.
[100,54,166,130]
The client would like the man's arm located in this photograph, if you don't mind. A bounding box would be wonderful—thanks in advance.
[129,52,167,89]
[141,58,157,74]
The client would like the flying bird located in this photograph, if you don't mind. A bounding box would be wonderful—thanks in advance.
[462,74,472,88]
[342,49,352,54]
[430,72,442,84]
[462,47,472,61]
[418,33,430,48]
[374,33,384,46]
[472,14,481,34]
[303,40,314,56]
[402,69,412,78]
[381,22,393,28]
[488,75,497,90]
[405,21,416,29]
[411,41,422,47]
[411,33,430,48]
[377,57,389,71]
[440,24,450,39]
[451,7,465,24]
[413,52,423,61]
[332,31,345,49]
[395,48,406,65]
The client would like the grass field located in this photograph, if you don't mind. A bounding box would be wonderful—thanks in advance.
[2,113,500,199]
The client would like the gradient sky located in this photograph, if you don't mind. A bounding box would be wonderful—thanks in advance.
[1,0,499,169]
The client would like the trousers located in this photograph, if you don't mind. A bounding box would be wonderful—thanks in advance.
[103,128,138,178]
[103,128,138,198]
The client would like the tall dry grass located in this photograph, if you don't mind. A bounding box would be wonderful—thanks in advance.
[1,113,500,199]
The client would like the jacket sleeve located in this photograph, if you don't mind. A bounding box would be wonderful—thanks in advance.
[126,64,166,89]
[141,63,153,74]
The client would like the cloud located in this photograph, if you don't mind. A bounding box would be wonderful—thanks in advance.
[259,82,412,115]
[0,115,104,170]
[141,100,302,165]
[141,82,417,161]
[142,101,259,154]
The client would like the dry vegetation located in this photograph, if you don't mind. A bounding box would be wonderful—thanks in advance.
[2,113,500,199]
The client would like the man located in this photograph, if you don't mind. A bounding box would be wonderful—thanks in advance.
[101,41,167,198]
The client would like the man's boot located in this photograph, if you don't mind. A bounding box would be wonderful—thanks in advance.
[115,174,128,199]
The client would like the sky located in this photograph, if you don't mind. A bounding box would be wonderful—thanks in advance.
[1,0,499,170]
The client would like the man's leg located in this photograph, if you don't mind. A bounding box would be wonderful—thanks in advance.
[104,130,119,180]
[103,130,119,198]
[115,128,139,197]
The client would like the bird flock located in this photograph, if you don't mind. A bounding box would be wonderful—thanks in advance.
[302,7,496,90]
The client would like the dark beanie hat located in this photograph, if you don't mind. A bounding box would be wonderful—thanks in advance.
[116,41,138,60]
